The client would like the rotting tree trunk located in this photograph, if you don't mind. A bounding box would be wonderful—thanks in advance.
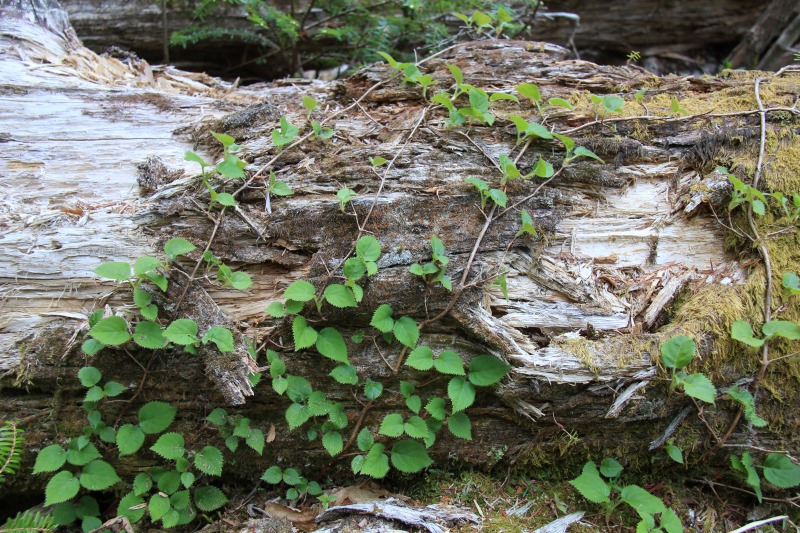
[2,0,800,515]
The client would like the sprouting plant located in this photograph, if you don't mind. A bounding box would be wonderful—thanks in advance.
[589,93,624,120]
[659,335,717,404]
[454,6,519,37]
[569,458,682,532]
[465,177,506,209]
[264,169,293,214]
[731,452,800,502]
[261,465,323,501]
[516,83,573,118]
[206,408,265,454]
[272,116,299,147]
[670,97,688,116]
[409,235,452,290]
[185,132,247,208]
[626,50,641,64]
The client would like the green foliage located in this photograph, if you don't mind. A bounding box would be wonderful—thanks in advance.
[409,235,452,291]
[0,422,24,483]
[660,335,717,404]
[2,510,56,532]
[569,459,681,532]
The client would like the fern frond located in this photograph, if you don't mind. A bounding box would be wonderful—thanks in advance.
[1,510,55,532]
[0,422,24,483]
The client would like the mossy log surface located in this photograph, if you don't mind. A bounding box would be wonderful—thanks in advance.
[2,0,800,508]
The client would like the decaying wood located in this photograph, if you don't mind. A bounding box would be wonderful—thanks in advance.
[2,0,799,514]
[314,498,479,533]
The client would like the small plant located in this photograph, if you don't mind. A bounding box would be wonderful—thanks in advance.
[626,50,641,64]
[186,132,248,208]
[731,452,800,502]
[0,421,23,483]
[261,465,323,501]
[465,177,506,209]
[589,93,625,120]
[659,335,717,404]
[569,458,682,532]
[409,235,452,290]
[272,116,299,147]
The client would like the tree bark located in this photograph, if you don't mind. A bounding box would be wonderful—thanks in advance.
[2,0,800,517]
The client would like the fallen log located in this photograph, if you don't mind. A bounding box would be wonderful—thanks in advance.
[1,1,800,530]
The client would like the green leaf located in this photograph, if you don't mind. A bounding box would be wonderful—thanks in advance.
[138,401,177,434]
[343,257,366,281]
[406,395,422,414]
[282,468,301,485]
[292,316,318,350]
[600,458,624,478]
[732,453,762,501]
[569,461,611,503]
[322,431,343,456]
[762,320,800,340]
[660,335,695,369]
[77,366,102,388]
[261,466,282,484]
[364,379,383,400]
[45,471,81,505]
[356,235,381,262]
[731,320,765,347]
[202,326,235,352]
[81,338,105,356]
[376,51,398,68]
[448,376,476,412]
[490,92,519,103]
[425,397,446,421]
[403,416,429,439]
[323,284,357,308]
[211,131,235,147]
[391,439,433,473]
[285,403,311,430]
[602,95,625,114]
[79,460,121,491]
[83,385,104,402]
[117,424,145,456]
[302,95,317,113]
[782,272,800,295]
[406,346,433,370]
[94,261,131,281]
[393,316,419,348]
[370,304,395,333]
[516,83,541,103]
[665,441,684,464]
[286,375,312,403]
[525,121,553,140]
[266,301,285,318]
[66,441,101,466]
[170,490,190,510]
[215,192,236,206]
[360,444,390,478]
[163,318,198,346]
[553,132,574,151]
[195,446,224,476]
[283,280,316,302]
[246,428,265,455]
[763,453,800,488]
[620,484,666,518]
[433,350,465,375]
[148,493,170,521]
[34,444,67,473]
[661,507,683,533]
[468,355,512,386]
[150,432,185,460]
[682,373,716,404]
[548,97,573,110]
[399,381,415,398]
[164,238,196,261]
[117,492,146,523]
[357,428,374,452]
[726,386,767,427]
[330,364,358,385]
[133,321,166,349]
[89,316,130,346]
[228,271,253,290]
[194,485,228,512]
[133,256,162,276]
[316,327,348,363]
[379,413,405,438]
[573,146,604,163]
[185,150,208,167]
[447,412,472,440]
[488,188,507,207]
[370,156,388,167]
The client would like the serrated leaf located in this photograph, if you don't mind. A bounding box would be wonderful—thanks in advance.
[370,304,394,333]
[406,346,434,370]
[134,256,162,276]
[364,379,383,400]
[360,444,390,478]
[393,316,419,348]
[246,428,265,455]
[434,350,465,375]
[80,460,121,491]
[763,453,800,488]
[425,397,446,421]
[660,335,695,369]
[569,461,611,503]
[94,261,131,281]
[406,394,422,414]
[117,492,145,523]
[682,373,717,404]
[81,338,105,356]
[202,326,234,352]
[117,424,145,456]
[316,327,348,363]
[66,441,101,466]
[285,403,310,430]
[292,316,318,350]
[468,355,511,386]
[283,280,316,302]
[151,432,185,460]
[391,439,433,473]
[600,457,624,478]
[448,377,476,412]
[324,284,357,308]
[322,431,343,456]
[78,366,102,387]
[762,320,800,340]
[731,320,764,347]
[195,485,228,512]
[262,466,283,484]
[265,301,285,318]
[404,416,429,439]
[84,385,104,402]
[621,484,665,518]
[447,412,472,440]
[45,471,80,505]
[356,235,381,262]
[133,321,166,349]
[195,446,224,476]
[164,238,196,261]
[379,413,405,438]
[138,401,177,434]
[330,364,358,385]
[286,375,312,403]
[148,493,170,521]
[163,318,198,346]
[89,316,130,346]
[34,444,67,473]
[357,428,374,452]
[343,257,367,282]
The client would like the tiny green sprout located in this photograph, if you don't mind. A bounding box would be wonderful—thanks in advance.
[783,272,800,295]
[370,156,388,167]
[336,188,356,213]
[515,209,537,238]
[465,177,506,209]
[272,116,299,147]
[311,120,334,140]
[717,166,768,215]
[670,97,688,116]
[660,335,717,404]
[626,50,641,63]
[409,235,452,291]
[302,95,317,118]
[264,170,293,214]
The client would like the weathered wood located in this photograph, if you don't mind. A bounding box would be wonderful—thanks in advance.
[2,3,799,521]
